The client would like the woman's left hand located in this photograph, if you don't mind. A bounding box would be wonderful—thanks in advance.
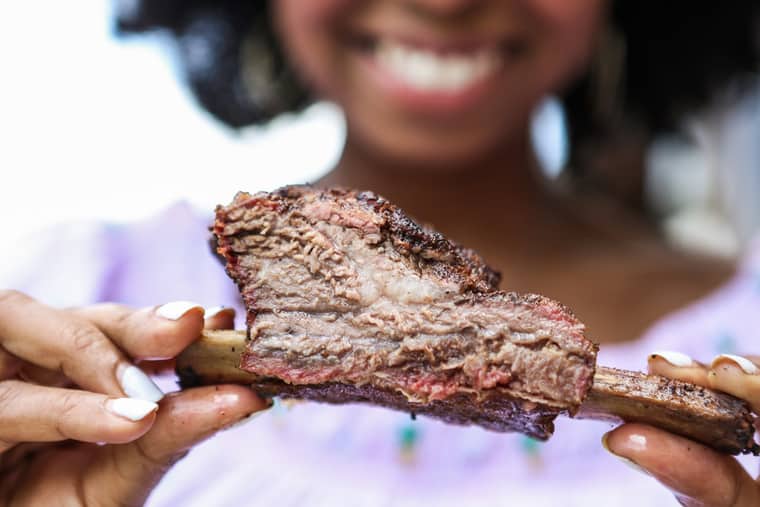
[604,352,760,507]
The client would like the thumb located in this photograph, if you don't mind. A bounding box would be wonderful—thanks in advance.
[604,423,760,507]
[83,385,270,507]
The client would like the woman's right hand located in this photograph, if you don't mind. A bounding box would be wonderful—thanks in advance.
[0,290,271,507]
[604,351,760,506]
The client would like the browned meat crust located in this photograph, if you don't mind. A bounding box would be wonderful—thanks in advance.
[212,186,599,440]
[177,330,759,454]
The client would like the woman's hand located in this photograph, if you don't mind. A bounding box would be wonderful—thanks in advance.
[0,290,270,506]
[604,351,760,506]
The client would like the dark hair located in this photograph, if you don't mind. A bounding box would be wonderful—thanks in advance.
[116,1,308,127]
[116,1,760,127]
[116,1,760,201]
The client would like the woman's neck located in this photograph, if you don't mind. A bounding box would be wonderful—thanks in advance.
[316,130,732,345]
[319,130,548,249]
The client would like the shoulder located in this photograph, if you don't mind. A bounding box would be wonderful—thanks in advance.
[89,201,232,308]
[602,238,760,366]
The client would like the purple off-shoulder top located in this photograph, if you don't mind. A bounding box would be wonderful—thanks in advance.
[6,202,759,506]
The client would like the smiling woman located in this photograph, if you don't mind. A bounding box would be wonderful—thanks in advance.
[117,1,760,179]
[269,0,603,168]
[2,1,760,506]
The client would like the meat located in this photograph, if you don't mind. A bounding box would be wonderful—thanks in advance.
[177,185,757,453]
[178,330,760,454]
[212,186,597,440]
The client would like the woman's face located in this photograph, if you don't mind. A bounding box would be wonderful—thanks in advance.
[274,0,605,169]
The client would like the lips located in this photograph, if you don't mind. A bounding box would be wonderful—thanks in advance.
[348,32,526,116]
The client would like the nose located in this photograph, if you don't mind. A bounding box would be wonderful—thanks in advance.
[402,0,485,18]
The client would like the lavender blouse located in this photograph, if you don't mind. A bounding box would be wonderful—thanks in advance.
[6,202,759,506]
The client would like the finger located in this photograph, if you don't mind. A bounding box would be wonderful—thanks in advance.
[648,351,710,386]
[708,354,760,413]
[132,307,235,375]
[83,385,272,507]
[604,423,760,507]
[0,290,153,398]
[0,380,157,445]
[83,305,233,378]
[204,306,236,330]
[74,301,205,361]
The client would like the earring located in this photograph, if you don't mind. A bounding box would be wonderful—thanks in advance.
[589,22,627,127]
[240,17,309,121]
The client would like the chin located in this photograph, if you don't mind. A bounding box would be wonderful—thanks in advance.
[348,118,527,174]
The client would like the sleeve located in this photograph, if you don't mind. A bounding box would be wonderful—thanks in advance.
[0,221,115,308]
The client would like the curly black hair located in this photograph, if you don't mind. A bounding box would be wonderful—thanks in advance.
[564,3,759,207]
[116,1,308,127]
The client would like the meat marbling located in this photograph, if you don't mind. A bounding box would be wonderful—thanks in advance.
[212,186,598,440]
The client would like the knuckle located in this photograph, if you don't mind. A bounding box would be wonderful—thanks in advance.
[0,289,28,308]
[54,391,82,440]
[134,438,172,472]
[57,321,122,384]
[95,302,132,324]
[58,390,79,421]
[112,307,137,334]
[63,321,105,355]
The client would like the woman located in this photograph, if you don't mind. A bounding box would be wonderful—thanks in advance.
[2,1,759,505]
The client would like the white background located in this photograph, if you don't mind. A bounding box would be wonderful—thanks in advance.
[0,1,344,246]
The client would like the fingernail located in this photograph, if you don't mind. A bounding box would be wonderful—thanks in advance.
[649,350,694,367]
[711,354,759,374]
[156,301,203,320]
[106,398,158,421]
[204,306,234,319]
[601,433,651,476]
[120,365,164,402]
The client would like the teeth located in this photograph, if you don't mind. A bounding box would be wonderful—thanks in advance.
[376,40,501,92]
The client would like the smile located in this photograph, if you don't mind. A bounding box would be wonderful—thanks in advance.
[346,30,528,117]
[374,40,502,93]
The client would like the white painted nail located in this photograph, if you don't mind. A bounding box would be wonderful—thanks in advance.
[650,350,694,368]
[120,365,164,402]
[106,398,158,422]
[712,354,759,374]
[156,301,203,320]
[204,306,232,319]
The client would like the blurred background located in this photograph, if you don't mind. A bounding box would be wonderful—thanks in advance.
[1,0,759,273]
